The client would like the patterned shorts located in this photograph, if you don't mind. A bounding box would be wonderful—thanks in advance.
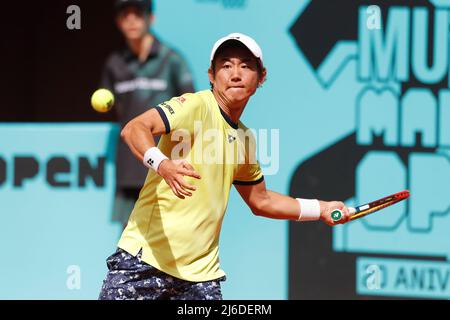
[99,248,226,300]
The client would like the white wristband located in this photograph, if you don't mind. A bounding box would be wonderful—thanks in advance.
[143,147,169,172]
[296,198,321,221]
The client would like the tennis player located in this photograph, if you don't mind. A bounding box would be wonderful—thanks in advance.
[99,33,351,300]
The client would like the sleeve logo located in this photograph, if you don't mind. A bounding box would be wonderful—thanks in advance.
[158,102,175,115]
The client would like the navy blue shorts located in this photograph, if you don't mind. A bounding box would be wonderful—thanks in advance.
[99,248,226,300]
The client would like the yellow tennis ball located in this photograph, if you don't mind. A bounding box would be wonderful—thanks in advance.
[91,89,114,113]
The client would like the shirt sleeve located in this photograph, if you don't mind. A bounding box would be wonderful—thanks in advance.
[233,162,264,185]
[155,92,206,135]
[233,129,264,185]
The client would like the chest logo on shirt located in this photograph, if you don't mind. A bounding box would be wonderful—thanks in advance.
[114,77,168,94]
[227,134,236,143]
[176,97,186,104]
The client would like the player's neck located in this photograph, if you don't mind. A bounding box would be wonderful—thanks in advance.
[212,89,247,124]
[127,34,154,63]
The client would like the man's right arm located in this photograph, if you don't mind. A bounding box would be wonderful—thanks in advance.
[120,108,165,162]
[121,108,201,199]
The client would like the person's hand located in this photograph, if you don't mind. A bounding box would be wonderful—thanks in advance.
[157,159,201,199]
[319,200,351,226]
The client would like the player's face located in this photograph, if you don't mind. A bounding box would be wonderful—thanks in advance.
[116,6,151,40]
[209,45,265,105]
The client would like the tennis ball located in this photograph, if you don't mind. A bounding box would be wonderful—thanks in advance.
[91,88,114,113]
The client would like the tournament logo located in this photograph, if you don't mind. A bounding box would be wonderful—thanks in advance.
[289,0,450,299]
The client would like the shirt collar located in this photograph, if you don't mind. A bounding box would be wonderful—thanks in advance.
[210,90,239,129]
[148,36,161,58]
[122,36,162,62]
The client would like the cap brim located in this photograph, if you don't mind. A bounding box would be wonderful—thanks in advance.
[210,33,263,67]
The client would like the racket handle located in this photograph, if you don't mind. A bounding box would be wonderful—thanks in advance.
[331,207,356,222]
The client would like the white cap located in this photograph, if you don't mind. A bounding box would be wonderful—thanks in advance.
[210,33,264,66]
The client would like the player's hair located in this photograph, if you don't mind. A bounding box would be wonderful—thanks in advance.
[209,41,266,89]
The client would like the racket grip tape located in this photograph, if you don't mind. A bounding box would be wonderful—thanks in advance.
[331,207,356,222]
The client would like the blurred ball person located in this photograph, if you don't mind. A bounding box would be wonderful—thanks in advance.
[101,0,195,228]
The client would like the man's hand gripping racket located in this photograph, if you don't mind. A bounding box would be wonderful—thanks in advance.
[331,190,410,223]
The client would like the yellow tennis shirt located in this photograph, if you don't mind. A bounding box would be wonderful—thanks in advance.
[117,89,264,282]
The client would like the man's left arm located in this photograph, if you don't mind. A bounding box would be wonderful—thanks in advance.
[234,180,351,226]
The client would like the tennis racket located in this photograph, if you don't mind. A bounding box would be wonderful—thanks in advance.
[331,190,410,222]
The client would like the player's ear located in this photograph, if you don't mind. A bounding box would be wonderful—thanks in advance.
[258,68,267,87]
[115,16,121,30]
[115,11,127,33]
[208,67,215,85]
[148,14,155,26]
